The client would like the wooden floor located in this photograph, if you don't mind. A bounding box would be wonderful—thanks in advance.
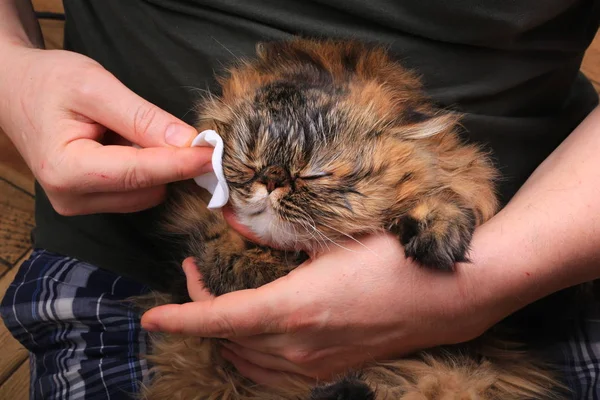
[0,1,64,398]
[0,1,600,398]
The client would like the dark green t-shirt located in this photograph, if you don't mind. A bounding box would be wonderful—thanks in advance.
[34,0,600,291]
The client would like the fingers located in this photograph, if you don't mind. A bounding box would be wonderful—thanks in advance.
[223,338,346,380]
[220,348,311,387]
[73,68,198,148]
[50,186,167,216]
[221,341,309,377]
[141,285,289,337]
[56,139,213,192]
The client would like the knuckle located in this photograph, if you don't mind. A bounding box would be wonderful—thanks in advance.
[172,159,189,182]
[69,67,102,98]
[122,161,152,190]
[283,347,315,365]
[132,104,159,141]
[66,63,108,101]
[49,197,80,217]
[214,314,237,338]
[38,169,68,194]
[36,153,77,194]
[54,206,78,217]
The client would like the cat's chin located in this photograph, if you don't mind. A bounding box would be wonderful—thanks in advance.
[235,206,310,251]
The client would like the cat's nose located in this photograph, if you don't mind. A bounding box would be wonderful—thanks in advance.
[259,165,290,193]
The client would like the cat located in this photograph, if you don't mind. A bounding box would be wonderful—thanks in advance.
[138,39,566,400]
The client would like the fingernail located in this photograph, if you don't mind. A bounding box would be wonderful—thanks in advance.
[165,124,194,147]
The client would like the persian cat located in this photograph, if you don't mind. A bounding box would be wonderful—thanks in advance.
[140,39,565,400]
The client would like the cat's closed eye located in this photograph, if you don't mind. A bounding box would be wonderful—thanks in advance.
[297,172,332,180]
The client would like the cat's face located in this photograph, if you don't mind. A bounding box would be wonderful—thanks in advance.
[197,40,457,250]
[220,81,384,249]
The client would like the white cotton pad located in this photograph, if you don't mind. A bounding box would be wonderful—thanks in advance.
[191,130,230,209]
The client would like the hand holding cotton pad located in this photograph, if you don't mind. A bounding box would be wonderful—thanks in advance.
[190,130,230,209]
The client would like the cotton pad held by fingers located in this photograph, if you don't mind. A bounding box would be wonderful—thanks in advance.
[191,130,229,209]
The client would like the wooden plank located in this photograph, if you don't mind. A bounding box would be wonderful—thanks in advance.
[0,251,30,298]
[39,19,64,50]
[0,181,35,266]
[0,130,34,195]
[0,319,29,386]
[0,253,32,387]
[582,30,600,94]
[0,360,29,400]
[32,0,64,13]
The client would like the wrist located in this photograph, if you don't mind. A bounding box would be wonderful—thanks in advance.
[0,1,44,50]
[457,209,590,336]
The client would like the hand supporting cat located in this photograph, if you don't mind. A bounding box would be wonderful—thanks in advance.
[145,232,492,383]
[140,40,571,399]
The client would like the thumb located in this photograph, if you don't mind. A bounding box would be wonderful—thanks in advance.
[74,68,198,148]
[141,283,290,337]
[182,257,214,302]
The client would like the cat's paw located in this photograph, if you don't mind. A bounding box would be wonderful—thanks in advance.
[197,246,308,296]
[310,375,375,400]
[395,204,475,271]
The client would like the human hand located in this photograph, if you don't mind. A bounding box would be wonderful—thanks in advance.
[0,42,213,215]
[144,106,600,387]
[142,232,503,385]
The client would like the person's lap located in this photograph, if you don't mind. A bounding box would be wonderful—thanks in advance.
[555,316,600,399]
[1,250,598,399]
[0,250,150,400]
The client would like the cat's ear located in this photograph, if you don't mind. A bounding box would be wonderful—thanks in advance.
[395,108,461,140]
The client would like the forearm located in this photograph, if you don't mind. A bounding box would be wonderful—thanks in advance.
[0,0,43,48]
[464,105,600,326]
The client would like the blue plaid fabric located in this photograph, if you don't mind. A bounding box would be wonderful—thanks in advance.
[558,316,600,399]
[1,249,599,399]
[0,250,151,400]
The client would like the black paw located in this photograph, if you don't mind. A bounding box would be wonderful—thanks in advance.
[310,376,375,400]
[397,210,475,271]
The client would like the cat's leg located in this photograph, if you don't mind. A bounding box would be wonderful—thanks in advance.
[390,194,477,271]
[195,231,308,296]
[163,183,308,296]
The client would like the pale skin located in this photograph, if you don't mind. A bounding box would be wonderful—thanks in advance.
[4,0,600,388]
[0,0,213,215]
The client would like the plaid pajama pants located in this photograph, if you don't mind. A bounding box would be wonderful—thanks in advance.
[1,249,599,399]
[0,250,150,400]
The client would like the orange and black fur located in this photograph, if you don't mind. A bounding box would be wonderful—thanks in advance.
[140,40,566,399]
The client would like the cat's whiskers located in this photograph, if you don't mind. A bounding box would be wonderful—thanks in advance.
[296,214,330,252]
[297,220,327,251]
[318,221,381,258]
[181,85,215,97]
[176,86,218,122]
[210,36,239,59]
[298,213,363,253]
[298,217,355,253]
